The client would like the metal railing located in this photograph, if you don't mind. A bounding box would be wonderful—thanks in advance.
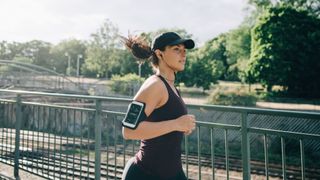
[0,89,319,180]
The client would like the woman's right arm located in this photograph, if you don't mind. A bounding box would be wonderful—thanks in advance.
[122,77,196,140]
[123,114,195,140]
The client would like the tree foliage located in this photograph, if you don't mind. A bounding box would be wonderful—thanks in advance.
[82,19,121,78]
[0,40,52,65]
[23,40,52,68]
[177,42,223,91]
[198,35,228,67]
[248,0,320,18]
[110,73,145,96]
[0,40,53,71]
[225,25,252,81]
[246,5,320,97]
[50,39,87,74]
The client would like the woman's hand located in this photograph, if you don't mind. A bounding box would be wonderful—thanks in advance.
[175,114,196,135]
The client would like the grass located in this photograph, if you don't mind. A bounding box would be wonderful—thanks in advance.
[177,81,320,109]
[100,76,319,109]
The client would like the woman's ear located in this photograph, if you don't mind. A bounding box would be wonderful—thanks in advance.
[155,50,163,59]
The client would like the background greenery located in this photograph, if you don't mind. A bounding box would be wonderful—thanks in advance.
[0,0,319,103]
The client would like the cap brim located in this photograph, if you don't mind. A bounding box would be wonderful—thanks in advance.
[168,39,195,49]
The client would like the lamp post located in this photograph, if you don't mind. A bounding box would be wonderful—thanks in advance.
[137,60,144,77]
[77,54,83,77]
[64,52,71,76]
[138,62,142,77]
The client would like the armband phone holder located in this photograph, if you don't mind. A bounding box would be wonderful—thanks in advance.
[122,101,147,129]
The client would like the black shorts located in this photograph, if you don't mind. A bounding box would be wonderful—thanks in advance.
[122,157,188,180]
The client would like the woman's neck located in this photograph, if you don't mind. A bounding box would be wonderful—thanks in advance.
[156,69,175,83]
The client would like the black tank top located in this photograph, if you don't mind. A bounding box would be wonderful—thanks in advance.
[135,75,188,179]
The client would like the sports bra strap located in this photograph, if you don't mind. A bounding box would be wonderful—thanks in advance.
[157,75,181,97]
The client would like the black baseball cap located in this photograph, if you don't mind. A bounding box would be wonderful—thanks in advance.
[151,32,195,51]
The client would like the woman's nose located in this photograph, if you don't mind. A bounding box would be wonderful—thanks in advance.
[181,49,186,56]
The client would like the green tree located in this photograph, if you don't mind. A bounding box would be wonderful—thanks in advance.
[176,59,193,87]
[283,0,320,18]
[193,34,228,80]
[246,5,320,97]
[248,0,320,17]
[21,40,52,69]
[0,41,24,60]
[110,73,145,96]
[188,59,217,92]
[177,49,220,92]
[0,40,53,69]
[225,25,252,81]
[83,19,120,78]
[50,39,87,74]
[176,33,229,91]
[0,41,12,60]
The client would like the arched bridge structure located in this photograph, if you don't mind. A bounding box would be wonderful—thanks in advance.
[0,60,86,94]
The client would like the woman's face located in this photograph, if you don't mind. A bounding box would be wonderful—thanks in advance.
[161,44,187,71]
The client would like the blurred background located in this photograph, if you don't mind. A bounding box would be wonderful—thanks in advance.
[0,0,319,111]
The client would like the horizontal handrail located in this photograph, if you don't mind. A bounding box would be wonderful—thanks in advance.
[196,121,240,130]
[250,127,320,140]
[0,88,320,180]
[1,89,319,120]
[187,103,320,120]
[0,89,132,102]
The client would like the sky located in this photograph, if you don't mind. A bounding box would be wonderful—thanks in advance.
[0,0,249,45]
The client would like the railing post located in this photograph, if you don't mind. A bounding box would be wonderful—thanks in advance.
[95,99,102,180]
[241,112,251,180]
[184,135,189,179]
[14,94,22,180]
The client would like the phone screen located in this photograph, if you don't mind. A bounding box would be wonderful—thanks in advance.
[124,103,143,125]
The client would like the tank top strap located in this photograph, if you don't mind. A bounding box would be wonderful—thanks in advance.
[157,75,171,89]
[175,86,181,97]
[157,75,177,97]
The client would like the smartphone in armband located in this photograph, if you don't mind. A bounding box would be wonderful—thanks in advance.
[122,101,146,129]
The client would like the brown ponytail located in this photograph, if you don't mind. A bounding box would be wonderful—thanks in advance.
[121,35,160,66]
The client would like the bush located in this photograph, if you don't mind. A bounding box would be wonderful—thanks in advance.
[208,87,257,106]
[110,73,145,96]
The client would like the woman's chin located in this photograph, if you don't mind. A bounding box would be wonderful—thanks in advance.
[176,67,185,72]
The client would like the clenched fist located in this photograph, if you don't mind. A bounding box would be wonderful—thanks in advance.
[175,114,196,135]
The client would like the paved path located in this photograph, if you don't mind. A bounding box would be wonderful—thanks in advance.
[256,101,320,111]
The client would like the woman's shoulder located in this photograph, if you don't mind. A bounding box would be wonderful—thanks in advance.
[140,75,166,94]
[134,75,168,111]
[133,75,167,100]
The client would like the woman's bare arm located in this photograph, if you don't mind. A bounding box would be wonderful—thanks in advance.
[122,76,195,140]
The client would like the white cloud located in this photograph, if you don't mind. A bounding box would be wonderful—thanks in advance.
[0,0,247,44]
